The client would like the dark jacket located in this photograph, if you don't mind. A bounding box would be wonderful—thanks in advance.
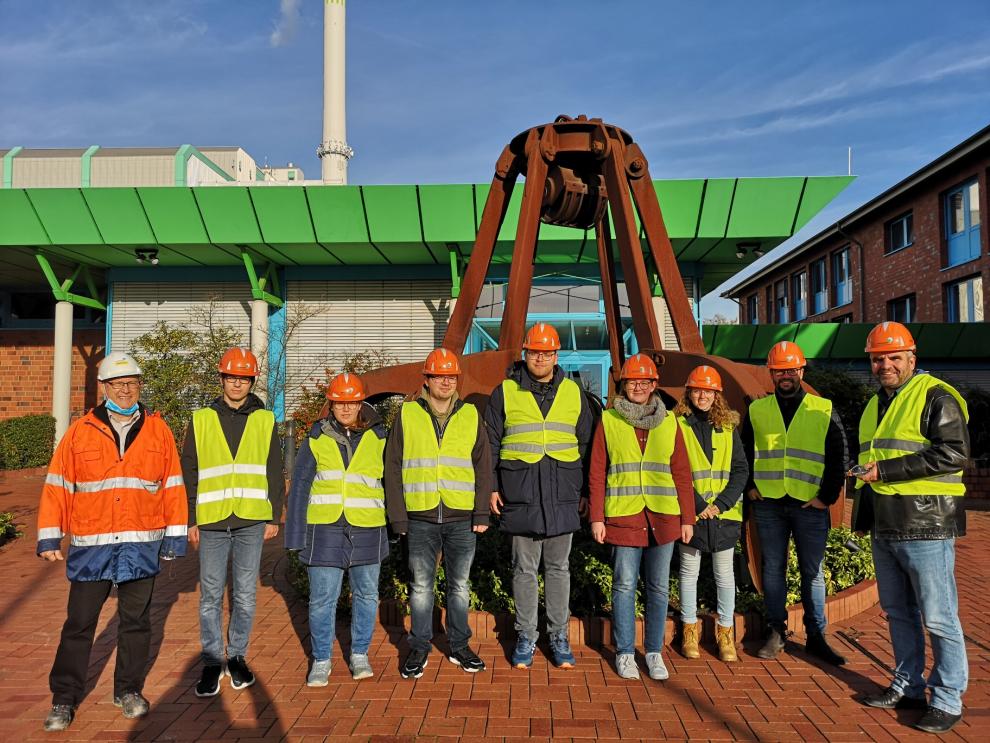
[853,374,970,540]
[485,362,597,538]
[181,393,285,530]
[680,409,749,553]
[741,388,848,506]
[383,392,492,534]
[284,404,389,568]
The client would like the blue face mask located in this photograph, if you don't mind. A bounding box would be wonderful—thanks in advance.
[105,399,139,416]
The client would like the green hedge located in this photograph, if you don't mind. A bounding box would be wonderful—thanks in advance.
[286,525,874,618]
[0,512,22,546]
[0,414,55,470]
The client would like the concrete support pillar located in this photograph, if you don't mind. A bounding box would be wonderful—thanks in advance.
[251,299,269,403]
[52,301,74,444]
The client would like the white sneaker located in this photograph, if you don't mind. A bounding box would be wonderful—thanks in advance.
[646,651,668,680]
[306,659,331,687]
[615,653,640,680]
[349,653,374,680]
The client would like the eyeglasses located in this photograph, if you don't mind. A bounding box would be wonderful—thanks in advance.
[105,380,140,391]
[526,351,557,361]
[426,375,458,385]
[221,374,252,385]
[625,380,655,390]
[770,368,801,377]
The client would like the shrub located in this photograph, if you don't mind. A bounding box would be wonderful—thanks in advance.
[0,511,23,545]
[283,525,874,619]
[0,414,56,470]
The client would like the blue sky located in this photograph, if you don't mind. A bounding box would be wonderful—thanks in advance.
[2,0,989,318]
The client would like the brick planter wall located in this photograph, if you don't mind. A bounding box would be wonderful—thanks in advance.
[964,466,990,500]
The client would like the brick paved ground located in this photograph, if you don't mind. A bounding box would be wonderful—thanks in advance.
[1,467,986,742]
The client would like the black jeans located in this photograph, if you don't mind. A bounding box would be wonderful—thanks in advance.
[49,577,155,705]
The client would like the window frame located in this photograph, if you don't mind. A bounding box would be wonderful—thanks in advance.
[945,178,982,268]
[792,271,808,321]
[886,293,916,323]
[746,294,759,325]
[884,211,914,255]
[832,247,853,308]
[774,279,789,324]
[810,258,828,315]
[945,274,984,323]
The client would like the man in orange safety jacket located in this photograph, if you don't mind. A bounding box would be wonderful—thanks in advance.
[36,352,188,732]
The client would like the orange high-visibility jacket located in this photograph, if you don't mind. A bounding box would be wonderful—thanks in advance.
[37,407,188,582]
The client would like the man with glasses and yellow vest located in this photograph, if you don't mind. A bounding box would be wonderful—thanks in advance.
[181,348,284,698]
[384,349,491,679]
[485,323,597,670]
[742,341,847,665]
[851,322,969,734]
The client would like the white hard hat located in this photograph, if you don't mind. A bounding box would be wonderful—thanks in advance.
[98,352,143,381]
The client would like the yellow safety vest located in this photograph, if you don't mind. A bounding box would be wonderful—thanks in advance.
[193,408,274,525]
[602,409,680,517]
[400,401,477,512]
[677,417,741,522]
[857,373,968,497]
[307,431,386,527]
[499,378,581,463]
[749,394,831,502]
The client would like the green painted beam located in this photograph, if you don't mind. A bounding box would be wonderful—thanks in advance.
[25,189,103,245]
[2,146,22,188]
[83,188,156,244]
[0,189,50,244]
[81,145,100,188]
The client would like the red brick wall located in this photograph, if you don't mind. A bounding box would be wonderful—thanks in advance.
[736,149,990,325]
[0,330,104,419]
[964,466,990,500]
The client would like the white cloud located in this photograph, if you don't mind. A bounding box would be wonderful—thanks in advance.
[270,0,302,47]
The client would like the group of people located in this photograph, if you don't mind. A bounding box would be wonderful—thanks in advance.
[36,320,969,734]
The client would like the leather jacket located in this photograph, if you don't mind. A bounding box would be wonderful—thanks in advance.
[853,381,970,540]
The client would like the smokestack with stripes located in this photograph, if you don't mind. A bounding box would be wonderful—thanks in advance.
[318,0,353,184]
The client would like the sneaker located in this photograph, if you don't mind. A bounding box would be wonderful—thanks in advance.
[195,664,223,697]
[805,632,846,666]
[43,704,74,732]
[349,653,374,680]
[858,686,927,710]
[511,635,537,669]
[448,646,486,673]
[914,706,962,734]
[113,691,150,719]
[400,648,429,679]
[757,625,787,659]
[226,656,255,690]
[549,631,575,668]
[645,652,669,681]
[306,659,331,687]
[615,653,640,680]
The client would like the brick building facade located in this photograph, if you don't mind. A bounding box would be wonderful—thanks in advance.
[726,125,990,326]
[0,330,104,418]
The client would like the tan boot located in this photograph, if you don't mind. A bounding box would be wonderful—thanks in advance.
[716,624,739,662]
[681,621,701,659]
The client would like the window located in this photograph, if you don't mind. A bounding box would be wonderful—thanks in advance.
[885,212,913,254]
[775,279,789,323]
[946,275,984,322]
[811,258,828,315]
[887,294,916,323]
[946,179,981,266]
[833,313,853,324]
[746,294,758,325]
[792,272,807,321]
[287,170,296,181]
[832,247,852,307]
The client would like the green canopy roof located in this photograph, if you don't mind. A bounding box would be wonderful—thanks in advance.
[0,176,852,294]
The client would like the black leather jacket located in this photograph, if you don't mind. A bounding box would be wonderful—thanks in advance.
[853,376,970,540]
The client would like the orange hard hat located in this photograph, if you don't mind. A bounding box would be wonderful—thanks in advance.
[766,341,807,370]
[218,347,259,377]
[620,353,659,381]
[423,348,461,375]
[685,365,723,391]
[865,321,916,354]
[327,372,366,402]
[523,323,562,351]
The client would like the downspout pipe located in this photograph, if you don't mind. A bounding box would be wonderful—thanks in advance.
[836,222,867,322]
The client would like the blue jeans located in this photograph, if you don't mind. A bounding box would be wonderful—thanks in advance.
[612,542,674,655]
[407,519,476,653]
[679,545,735,627]
[307,562,381,661]
[752,498,829,633]
[198,522,265,664]
[872,536,968,715]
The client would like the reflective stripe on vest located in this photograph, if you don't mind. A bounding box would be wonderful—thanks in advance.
[193,408,274,524]
[602,410,680,516]
[677,417,741,522]
[749,394,831,502]
[857,373,968,497]
[307,432,386,527]
[499,378,581,463]
[400,401,478,511]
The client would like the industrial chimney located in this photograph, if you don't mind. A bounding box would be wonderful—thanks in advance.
[317,0,353,184]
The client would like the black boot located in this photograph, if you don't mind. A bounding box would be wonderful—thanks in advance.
[806,632,846,666]
[757,624,786,659]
